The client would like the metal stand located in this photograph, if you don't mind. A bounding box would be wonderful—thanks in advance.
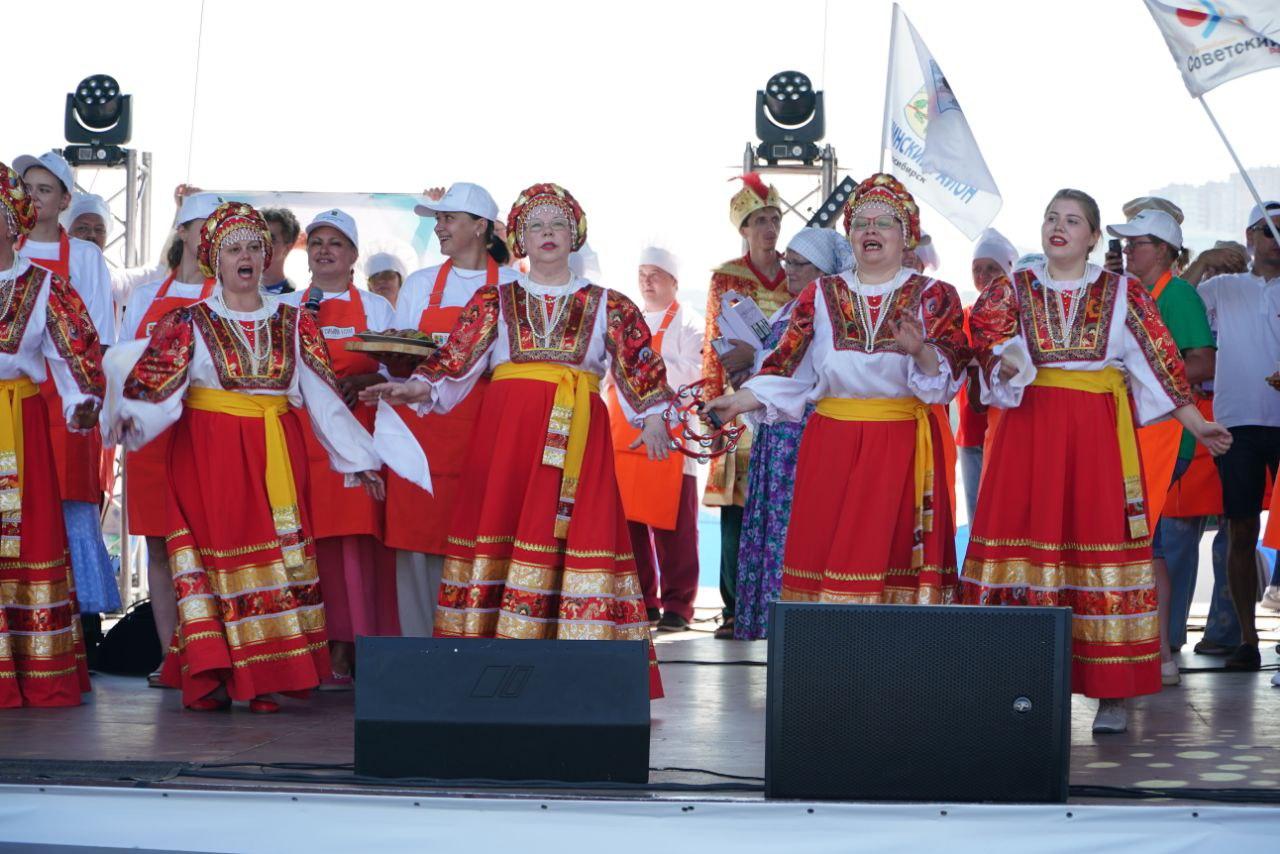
[742,143,839,226]
[70,149,154,611]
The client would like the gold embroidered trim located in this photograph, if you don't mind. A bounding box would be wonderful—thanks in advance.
[969,535,1149,553]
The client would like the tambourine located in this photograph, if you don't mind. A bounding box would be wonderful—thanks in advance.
[662,380,747,462]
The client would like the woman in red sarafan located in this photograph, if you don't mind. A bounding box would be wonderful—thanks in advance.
[0,161,105,708]
[112,202,384,714]
[364,183,672,699]
[961,188,1231,735]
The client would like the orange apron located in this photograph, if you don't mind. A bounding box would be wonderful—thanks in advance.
[1264,476,1280,549]
[20,231,106,503]
[607,301,683,530]
[1135,272,1184,529]
[124,273,215,535]
[297,285,384,539]
[383,259,498,553]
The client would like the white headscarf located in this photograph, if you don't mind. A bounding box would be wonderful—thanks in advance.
[786,227,854,275]
[973,228,1018,275]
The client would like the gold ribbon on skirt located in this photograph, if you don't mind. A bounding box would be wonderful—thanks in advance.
[0,378,39,557]
[815,396,934,569]
[492,362,601,539]
[1030,366,1148,540]
[185,387,305,566]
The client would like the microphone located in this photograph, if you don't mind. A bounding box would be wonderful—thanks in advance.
[304,286,323,314]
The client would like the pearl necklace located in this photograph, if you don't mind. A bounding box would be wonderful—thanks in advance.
[524,283,572,349]
[1040,267,1090,349]
[214,293,271,375]
[851,274,901,353]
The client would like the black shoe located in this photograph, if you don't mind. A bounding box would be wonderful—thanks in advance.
[1192,639,1233,656]
[1224,643,1261,671]
[645,607,661,625]
[656,613,690,633]
[713,617,735,639]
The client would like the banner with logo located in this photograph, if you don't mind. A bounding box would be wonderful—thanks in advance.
[209,190,440,287]
[1143,1,1280,97]
[879,3,1001,240]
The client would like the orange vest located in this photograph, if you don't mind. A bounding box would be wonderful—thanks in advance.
[383,259,499,553]
[607,302,684,530]
[124,273,215,535]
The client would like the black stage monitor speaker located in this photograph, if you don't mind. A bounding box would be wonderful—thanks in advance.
[766,603,1071,802]
[355,637,650,783]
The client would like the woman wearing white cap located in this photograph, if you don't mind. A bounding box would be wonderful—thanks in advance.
[606,244,704,632]
[961,188,1231,734]
[734,227,852,640]
[285,209,398,687]
[363,249,410,308]
[119,191,222,682]
[112,202,384,713]
[383,183,519,637]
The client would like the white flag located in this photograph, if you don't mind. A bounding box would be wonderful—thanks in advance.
[880,3,1001,240]
[1143,1,1280,96]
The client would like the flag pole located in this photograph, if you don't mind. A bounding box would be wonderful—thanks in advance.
[1198,93,1280,247]
[879,3,900,172]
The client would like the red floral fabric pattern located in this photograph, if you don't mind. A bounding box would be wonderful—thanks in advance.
[191,302,296,392]
[123,307,196,403]
[758,281,818,378]
[0,266,44,355]
[820,273,968,375]
[967,274,1020,381]
[501,282,600,365]
[296,308,340,394]
[1123,277,1193,408]
[603,289,673,413]
[412,284,500,382]
[45,272,105,397]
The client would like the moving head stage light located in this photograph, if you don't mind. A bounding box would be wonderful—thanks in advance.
[755,70,825,166]
[64,74,132,167]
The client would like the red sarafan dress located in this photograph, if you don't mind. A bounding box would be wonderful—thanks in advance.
[0,259,104,708]
[742,269,968,604]
[117,296,381,706]
[405,276,672,699]
[962,264,1193,699]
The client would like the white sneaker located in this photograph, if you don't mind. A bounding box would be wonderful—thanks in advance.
[1271,671,1280,688]
[1261,585,1280,612]
[1160,659,1181,687]
[1092,698,1128,734]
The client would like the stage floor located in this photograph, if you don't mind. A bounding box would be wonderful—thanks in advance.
[1,614,1279,806]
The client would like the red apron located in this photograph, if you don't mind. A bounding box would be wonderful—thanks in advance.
[607,302,683,530]
[125,274,216,535]
[383,259,498,553]
[21,231,106,503]
[296,285,385,539]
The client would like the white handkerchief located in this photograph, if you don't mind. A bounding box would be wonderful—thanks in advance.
[101,338,149,446]
[374,398,433,494]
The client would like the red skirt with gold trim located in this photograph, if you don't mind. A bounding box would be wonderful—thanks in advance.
[434,378,663,699]
[0,395,90,708]
[781,410,957,604]
[960,385,1160,699]
[158,406,330,705]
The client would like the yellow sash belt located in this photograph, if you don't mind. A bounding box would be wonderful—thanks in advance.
[492,362,601,539]
[1031,366,1147,540]
[0,378,39,558]
[186,387,304,565]
[816,396,934,568]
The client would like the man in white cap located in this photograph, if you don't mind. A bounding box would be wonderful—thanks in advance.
[63,192,112,249]
[387,183,519,637]
[1106,205,1216,686]
[1197,200,1280,674]
[605,245,704,631]
[364,250,409,308]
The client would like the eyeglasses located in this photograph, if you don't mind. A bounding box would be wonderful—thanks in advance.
[1249,224,1279,243]
[782,257,814,268]
[850,215,899,231]
[525,218,571,234]
[1122,239,1159,252]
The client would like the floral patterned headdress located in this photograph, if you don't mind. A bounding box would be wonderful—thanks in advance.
[505,183,588,260]
[0,162,37,240]
[198,201,273,279]
[844,173,922,250]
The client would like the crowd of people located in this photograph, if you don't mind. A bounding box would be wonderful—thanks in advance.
[0,148,1276,737]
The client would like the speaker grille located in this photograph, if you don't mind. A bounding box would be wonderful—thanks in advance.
[766,603,1070,802]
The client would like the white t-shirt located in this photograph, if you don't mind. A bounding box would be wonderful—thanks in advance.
[19,235,117,345]
[121,275,210,342]
[1198,270,1280,429]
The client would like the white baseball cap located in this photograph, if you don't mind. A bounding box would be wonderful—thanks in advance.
[364,251,407,279]
[1106,209,1183,251]
[414,182,499,222]
[1247,200,1280,229]
[60,193,112,237]
[639,245,680,281]
[14,150,74,193]
[176,192,223,225]
[306,208,359,249]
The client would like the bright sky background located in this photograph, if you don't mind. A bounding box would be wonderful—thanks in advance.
[9,0,1280,306]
